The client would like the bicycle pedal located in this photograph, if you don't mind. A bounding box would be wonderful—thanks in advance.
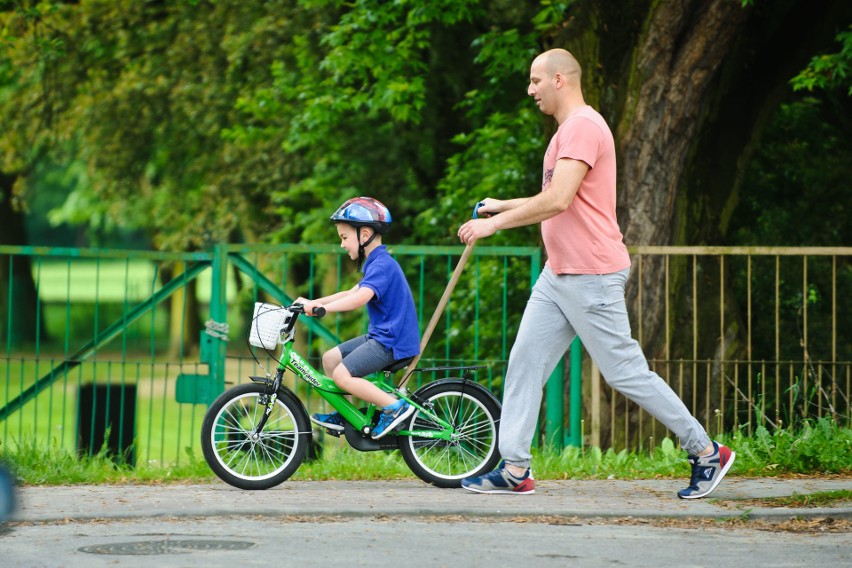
[324,428,342,438]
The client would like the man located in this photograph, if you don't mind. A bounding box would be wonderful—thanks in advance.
[457,49,734,498]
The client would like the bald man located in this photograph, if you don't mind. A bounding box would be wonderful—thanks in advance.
[457,49,734,498]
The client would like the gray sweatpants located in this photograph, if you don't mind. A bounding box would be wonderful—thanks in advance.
[499,268,711,468]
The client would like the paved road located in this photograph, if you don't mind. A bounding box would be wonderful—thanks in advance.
[2,478,850,567]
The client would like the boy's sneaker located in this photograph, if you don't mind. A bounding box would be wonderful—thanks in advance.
[461,462,535,495]
[310,412,344,432]
[371,400,415,440]
[678,441,735,499]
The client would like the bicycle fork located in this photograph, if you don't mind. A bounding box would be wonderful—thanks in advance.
[245,372,284,444]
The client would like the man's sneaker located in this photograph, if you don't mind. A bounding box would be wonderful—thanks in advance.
[371,400,415,440]
[678,441,735,499]
[461,462,535,495]
[310,412,344,432]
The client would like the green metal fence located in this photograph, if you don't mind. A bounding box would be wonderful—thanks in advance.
[1,243,563,468]
[596,246,851,451]
[9,243,844,468]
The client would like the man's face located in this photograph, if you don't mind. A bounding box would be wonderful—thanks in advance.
[527,58,556,116]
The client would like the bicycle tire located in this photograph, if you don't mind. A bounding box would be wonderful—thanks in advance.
[399,379,501,488]
[201,383,311,490]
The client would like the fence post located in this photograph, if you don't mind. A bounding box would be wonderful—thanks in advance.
[544,337,583,449]
[544,359,565,450]
[209,244,229,393]
[567,337,583,447]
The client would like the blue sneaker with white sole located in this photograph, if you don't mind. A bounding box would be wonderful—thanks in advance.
[371,400,415,440]
[678,441,735,499]
[461,461,535,495]
[310,412,345,432]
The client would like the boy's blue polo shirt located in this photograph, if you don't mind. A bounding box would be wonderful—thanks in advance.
[359,245,421,360]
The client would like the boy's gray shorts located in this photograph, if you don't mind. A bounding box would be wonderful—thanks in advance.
[337,335,394,377]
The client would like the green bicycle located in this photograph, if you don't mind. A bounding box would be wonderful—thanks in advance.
[201,302,502,490]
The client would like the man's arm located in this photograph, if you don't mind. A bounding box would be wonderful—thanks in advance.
[476,197,530,215]
[458,158,589,244]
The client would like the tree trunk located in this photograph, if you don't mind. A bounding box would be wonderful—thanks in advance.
[0,173,43,347]
[615,0,750,349]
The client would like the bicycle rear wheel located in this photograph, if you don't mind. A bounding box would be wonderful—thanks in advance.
[399,379,501,488]
[201,383,310,490]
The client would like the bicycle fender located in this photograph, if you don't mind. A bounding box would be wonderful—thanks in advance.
[413,378,501,409]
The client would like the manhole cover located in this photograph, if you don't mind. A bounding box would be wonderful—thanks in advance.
[79,539,255,555]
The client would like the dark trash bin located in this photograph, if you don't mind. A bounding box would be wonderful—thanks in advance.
[77,383,137,466]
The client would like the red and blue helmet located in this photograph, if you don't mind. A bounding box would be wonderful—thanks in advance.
[330,197,392,234]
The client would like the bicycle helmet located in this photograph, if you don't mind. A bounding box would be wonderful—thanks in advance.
[330,197,393,270]
[329,197,392,234]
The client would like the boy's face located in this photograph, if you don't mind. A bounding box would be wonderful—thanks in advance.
[337,223,361,260]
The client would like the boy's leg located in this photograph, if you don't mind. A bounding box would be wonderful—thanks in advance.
[311,339,363,431]
[332,338,416,439]
[333,338,397,408]
[322,346,343,376]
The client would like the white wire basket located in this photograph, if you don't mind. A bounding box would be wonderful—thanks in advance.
[248,303,293,349]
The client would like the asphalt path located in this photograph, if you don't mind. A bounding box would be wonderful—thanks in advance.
[2,478,850,567]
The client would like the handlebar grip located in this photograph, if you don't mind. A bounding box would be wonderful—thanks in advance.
[472,202,485,219]
[313,306,326,318]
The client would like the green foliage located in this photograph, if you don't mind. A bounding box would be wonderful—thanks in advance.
[731,98,851,246]
[732,418,852,474]
[728,97,851,364]
[791,25,852,95]
[757,489,852,508]
[418,108,544,245]
[1,437,212,485]
[533,436,685,479]
[2,0,323,249]
[225,0,546,245]
[4,420,849,485]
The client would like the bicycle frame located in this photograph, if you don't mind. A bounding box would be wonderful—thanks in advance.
[264,312,459,442]
[203,303,501,490]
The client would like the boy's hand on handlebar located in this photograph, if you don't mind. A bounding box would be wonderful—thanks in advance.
[293,297,325,317]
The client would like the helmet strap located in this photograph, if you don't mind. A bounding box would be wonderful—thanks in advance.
[356,226,378,271]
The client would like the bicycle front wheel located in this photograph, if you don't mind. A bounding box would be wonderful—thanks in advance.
[399,379,501,488]
[201,383,310,490]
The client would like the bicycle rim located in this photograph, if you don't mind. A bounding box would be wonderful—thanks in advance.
[208,391,301,482]
[405,390,498,482]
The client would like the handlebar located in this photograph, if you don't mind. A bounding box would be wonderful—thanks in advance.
[288,303,326,318]
[473,201,497,219]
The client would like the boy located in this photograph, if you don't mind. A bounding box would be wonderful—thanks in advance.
[298,197,420,439]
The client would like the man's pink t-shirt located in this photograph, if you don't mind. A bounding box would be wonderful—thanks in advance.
[540,106,631,274]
